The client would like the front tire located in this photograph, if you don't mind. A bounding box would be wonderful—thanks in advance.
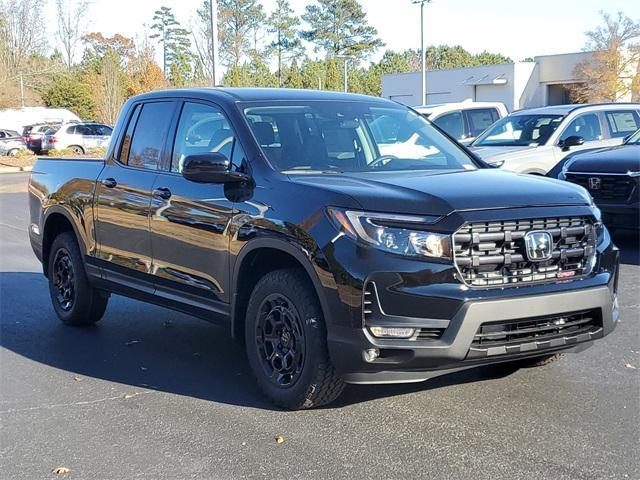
[245,269,345,409]
[7,148,19,157]
[47,232,108,326]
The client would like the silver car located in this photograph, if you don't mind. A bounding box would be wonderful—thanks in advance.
[0,129,27,156]
[42,122,113,154]
[470,103,640,174]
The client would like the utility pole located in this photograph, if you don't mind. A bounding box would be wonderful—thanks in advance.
[413,0,431,105]
[336,55,353,93]
[19,72,25,108]
[210,0,219,86]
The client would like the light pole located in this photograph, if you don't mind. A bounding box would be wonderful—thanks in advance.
[336,54,354,92]
[209,0,219,86]
[412,0,431,105]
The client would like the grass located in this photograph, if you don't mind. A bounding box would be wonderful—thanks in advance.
[0,147,106,169]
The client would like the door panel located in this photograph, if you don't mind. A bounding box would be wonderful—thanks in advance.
[150,173,233,303]
[149,101,237,304]
[94,101,177,283]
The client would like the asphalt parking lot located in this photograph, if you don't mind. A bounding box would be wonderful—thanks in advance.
[1,172,638,480]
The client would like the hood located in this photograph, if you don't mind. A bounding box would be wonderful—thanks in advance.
[288,169,591,216]
[565,145,640,174]
[469,145,540,162]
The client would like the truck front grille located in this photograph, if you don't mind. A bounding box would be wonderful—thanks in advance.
[565,174,638,202]
[453,217,596,287]
[466,309,603,359]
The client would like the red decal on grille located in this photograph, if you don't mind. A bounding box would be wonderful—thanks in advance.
[558,270,576,278]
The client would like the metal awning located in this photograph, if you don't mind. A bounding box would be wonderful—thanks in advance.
[462,74,508,86]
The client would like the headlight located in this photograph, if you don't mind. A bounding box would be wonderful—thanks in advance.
[327,208,451,259]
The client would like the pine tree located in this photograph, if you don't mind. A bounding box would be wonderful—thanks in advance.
[150,6,194,84]
[267,0,303,86]
[301,0,384,59]
[218,0,266,68]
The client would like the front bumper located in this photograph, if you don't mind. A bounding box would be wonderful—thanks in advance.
[329,282,618,383]
[322,219,620,384]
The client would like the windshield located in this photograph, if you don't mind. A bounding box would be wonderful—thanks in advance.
[243,102,477,173]
[473,114,564,147]
[626,129,640,145]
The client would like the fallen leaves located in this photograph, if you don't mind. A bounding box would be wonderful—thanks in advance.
[52,466,70,475]
[73,376,82,382]
[624,362,636,369]
[274,435,285,444]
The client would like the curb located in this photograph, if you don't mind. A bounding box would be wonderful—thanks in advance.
[0,166,33,174]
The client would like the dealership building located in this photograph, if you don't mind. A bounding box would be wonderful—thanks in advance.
[382,51,635,111]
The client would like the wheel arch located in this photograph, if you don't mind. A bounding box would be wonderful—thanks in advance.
[41,207,86,277]
[230,239,331,343]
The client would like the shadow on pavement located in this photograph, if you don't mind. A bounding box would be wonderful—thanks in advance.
[0,272,518,410]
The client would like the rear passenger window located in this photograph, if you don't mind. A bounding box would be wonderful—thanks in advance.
[466,109,498,137]
[605,110,640,138]
[127,102,175,170]
[433,111,464,139]
[94,125,112,136]
[66,126,76,134]
[171,102,233,173]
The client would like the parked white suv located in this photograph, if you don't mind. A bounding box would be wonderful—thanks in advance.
[470,103,640,174]
[42,122,113,154]
[414,102,508,145]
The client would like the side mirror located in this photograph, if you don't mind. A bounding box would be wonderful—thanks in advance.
[182,152,249,184]
[560,135,584,151]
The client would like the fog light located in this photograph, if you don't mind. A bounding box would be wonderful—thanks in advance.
[363,348,379,362]
[369,326,415,338]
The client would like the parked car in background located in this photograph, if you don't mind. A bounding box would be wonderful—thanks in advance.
[22,123,61,154]
[0,136,27,156]
[42,122,113,154]
[414,102,507,145]
[0,129,21,139]
[470,103,640,174]
[554,129,640,232]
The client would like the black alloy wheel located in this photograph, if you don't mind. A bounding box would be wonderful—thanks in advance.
[52,247,75,311]
[254,293,306,388]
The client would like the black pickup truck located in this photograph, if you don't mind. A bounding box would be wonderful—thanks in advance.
[29,88,620,409]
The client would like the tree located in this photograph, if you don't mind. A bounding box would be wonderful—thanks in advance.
[217,0,266,68]
[81,32,131,123]
[0,0,48,80]
[55,0,89,68]
[301,0,384,59]
[193,0,214,84]
[44,72,95,119]
[573,11,640,102]
[82,32,135,66]
[266,0,303,86]
[125,41,166,97]
[150,6,193,83]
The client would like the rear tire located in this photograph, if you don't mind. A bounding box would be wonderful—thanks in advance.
[69,145,85,155]
[245,268,345,409]
[47,232,108,326]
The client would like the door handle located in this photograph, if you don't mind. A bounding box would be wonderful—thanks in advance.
[101,177,117,188]
[153,187,172,200]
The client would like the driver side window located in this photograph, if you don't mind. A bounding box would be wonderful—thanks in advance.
[172,102,234,173]
[559,113,602,143]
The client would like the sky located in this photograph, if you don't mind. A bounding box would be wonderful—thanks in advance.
[44,0,640,67]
